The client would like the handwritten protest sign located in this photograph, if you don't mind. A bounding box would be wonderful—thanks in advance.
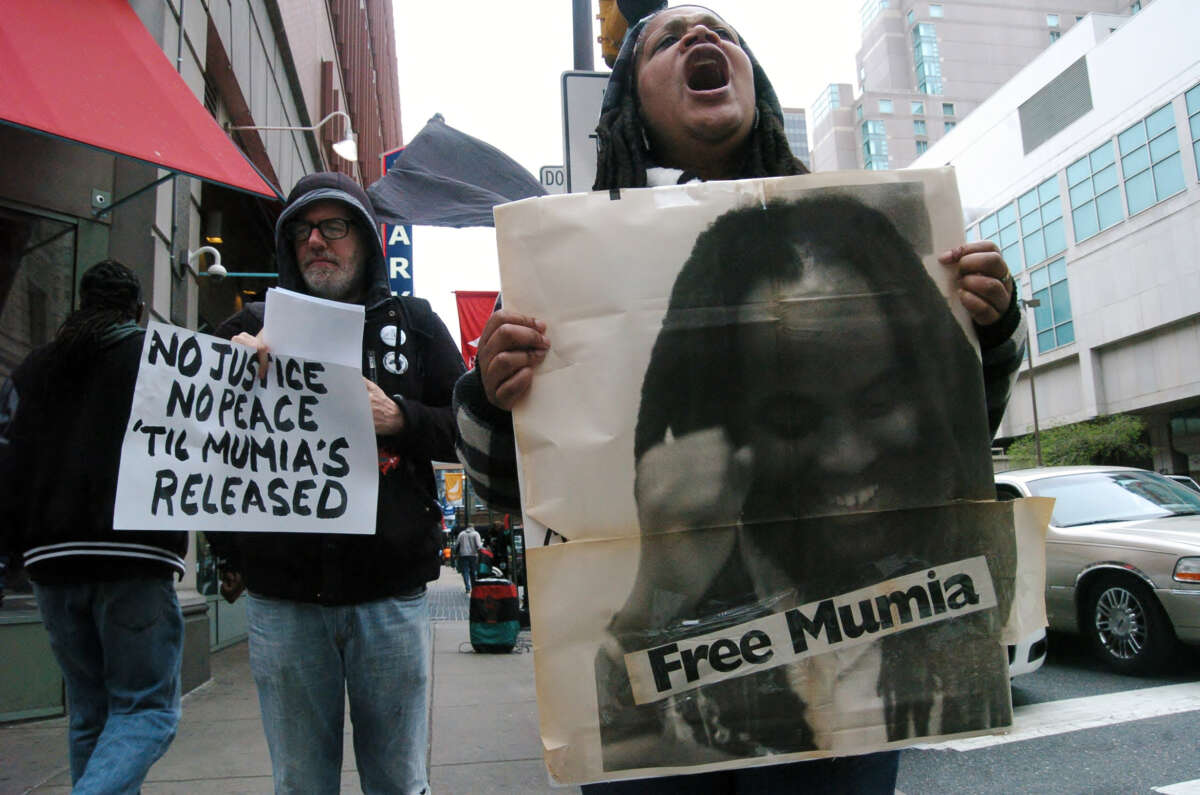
[114,320,377,533]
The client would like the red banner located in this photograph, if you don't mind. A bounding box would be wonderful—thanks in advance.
[454,290,499,368]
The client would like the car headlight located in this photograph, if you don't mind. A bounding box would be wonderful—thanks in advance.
[1173,557,1200,583]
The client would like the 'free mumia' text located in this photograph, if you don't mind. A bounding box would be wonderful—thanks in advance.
[624,556,997,705]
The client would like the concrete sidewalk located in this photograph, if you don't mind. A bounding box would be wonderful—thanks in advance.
[0,566,574,794]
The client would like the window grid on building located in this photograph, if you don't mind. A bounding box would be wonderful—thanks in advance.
[1186,84,1200,180]
[943,102,955,116]
[861,0,889,31]
[915,139,928,155]
[1030,257,1074,353]
[1119,103,1186,215]
[911,101,925,115]
[1018,177,1065,272]
[929,4,943,18]
[862,119,889,170]
[979,202,1022,273]
[1067,141,1123,241]
[912,23,942,95]
[879,98,893,113]
[913,119,927,136]
[945,120,957,132]
[965,225,979,243]
[812,84,841,123]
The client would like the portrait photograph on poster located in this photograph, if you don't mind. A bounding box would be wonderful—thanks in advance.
[495,169,1042,784]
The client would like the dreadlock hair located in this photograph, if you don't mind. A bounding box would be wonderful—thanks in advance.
[593,9,809,191]
[46,259,142,375]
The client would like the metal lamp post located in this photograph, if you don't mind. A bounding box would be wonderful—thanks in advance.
[1019,297,1043,466]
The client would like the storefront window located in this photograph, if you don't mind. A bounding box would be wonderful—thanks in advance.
[0,206,77,381]
[0,206,77,596]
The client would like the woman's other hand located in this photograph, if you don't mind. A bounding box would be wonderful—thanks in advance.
[939,241,1015,327]
[476,310,550,411]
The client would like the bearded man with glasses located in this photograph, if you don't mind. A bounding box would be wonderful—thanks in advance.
[206,172,464,795]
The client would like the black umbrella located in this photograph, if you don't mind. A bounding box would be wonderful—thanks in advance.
[367,114,547,228]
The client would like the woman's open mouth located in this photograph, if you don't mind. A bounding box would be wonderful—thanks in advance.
[684,47,730,92]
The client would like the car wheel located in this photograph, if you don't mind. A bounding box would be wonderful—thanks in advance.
[1084,573,1175,675]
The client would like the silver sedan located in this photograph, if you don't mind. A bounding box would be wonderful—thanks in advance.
[995,466,1200,674]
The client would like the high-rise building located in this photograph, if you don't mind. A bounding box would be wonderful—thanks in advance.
[781,108,812,170]
[912,0,1198,472]
[811,0,1152,172]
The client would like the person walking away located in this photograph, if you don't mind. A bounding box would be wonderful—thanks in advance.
[455,524,484,592]
[0,260,187,793]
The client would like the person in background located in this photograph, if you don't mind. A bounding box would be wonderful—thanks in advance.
[455,524,484,593]
[453,5,1025,792]
[0,260,187,793]
[208,172,463,795]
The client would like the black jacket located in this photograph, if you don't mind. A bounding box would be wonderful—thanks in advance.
[208,172,464,604]
[0,325,187,583]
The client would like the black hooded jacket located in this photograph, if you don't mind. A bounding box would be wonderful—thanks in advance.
[0,324,188,583]
[209,172,464,603]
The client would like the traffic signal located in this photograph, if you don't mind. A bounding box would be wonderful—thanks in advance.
[596,0,667,68]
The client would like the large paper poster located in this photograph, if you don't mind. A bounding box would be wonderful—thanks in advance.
[494,169,1035,784]
[114,320,378,533]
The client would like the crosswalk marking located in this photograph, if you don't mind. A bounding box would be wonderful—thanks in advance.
[916,681,1200,751]
[1154,779,1200,794]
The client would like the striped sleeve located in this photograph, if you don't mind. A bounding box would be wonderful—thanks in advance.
[453,367,522,514]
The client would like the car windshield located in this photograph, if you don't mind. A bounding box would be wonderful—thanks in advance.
[1026,471,1200,526]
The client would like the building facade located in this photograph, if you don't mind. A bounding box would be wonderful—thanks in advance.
[0,0,402,720]
[911,0,1199,474]
[781,108,812,170]
[811,0,1151,173]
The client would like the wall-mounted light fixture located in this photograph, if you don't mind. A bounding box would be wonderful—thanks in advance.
[227,110,358,163]
[179,246,278,282]
[179,245,228,280]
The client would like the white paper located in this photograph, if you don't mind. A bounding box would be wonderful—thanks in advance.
[114,321,378,533]
[263,287,363,369]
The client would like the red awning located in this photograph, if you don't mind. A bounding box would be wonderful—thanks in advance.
[0,0,282,201]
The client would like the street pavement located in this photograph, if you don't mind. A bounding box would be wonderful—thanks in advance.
[0,565,573,794]
[7,568,1200,792]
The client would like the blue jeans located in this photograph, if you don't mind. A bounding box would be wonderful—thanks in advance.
[33,578,183,794]
[459,555,478,591]
[245,590,431,795]
[580,751,900,793]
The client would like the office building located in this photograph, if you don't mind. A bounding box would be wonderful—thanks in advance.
[782,108,812,170]
[811,0,1152,172]
[911,0,1199,473]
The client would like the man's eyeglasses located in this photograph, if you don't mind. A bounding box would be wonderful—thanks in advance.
[284,218,353,242]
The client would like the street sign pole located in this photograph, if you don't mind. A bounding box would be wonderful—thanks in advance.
[561,71,609,193]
